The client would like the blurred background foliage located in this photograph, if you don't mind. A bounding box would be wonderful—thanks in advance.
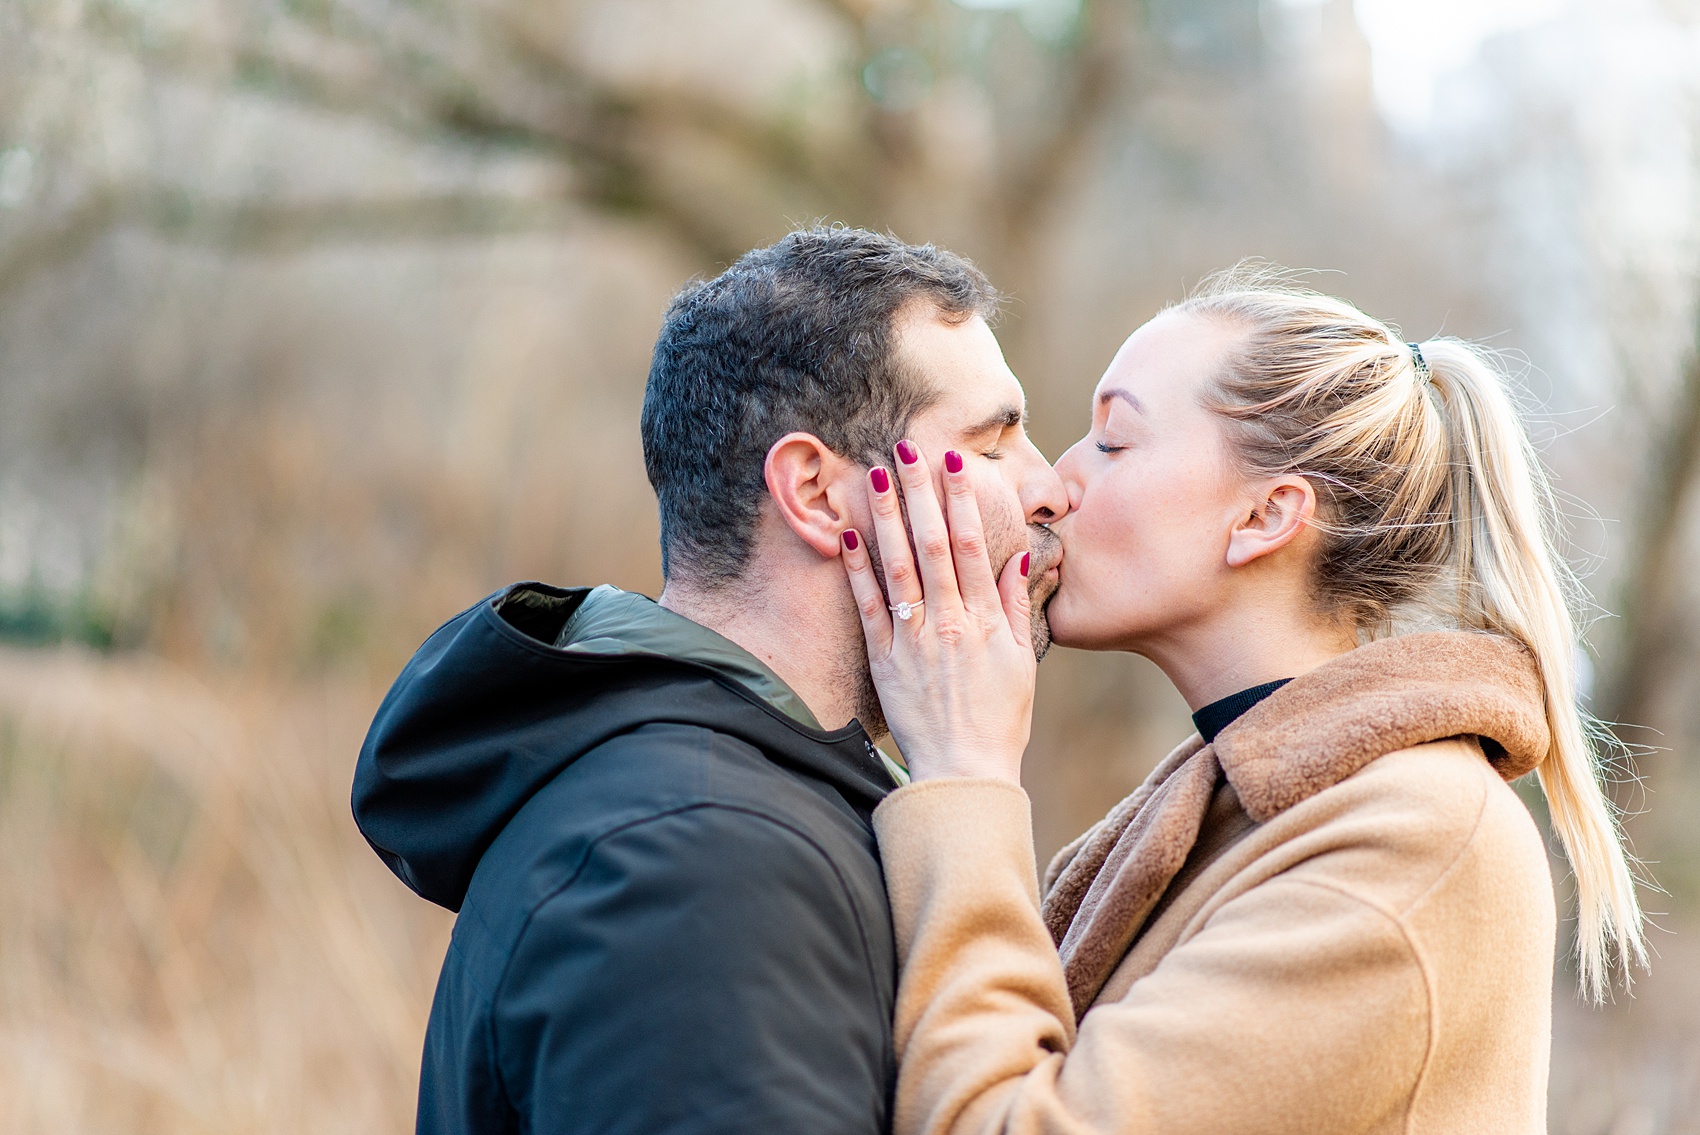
[3,0,1700,1130]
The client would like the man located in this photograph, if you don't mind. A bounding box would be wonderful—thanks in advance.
[352,226,1067,1133]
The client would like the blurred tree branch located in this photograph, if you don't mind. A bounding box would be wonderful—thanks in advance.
[1599,301,1700,732]
[0,188,585,302]
[20,0,1136,288]
[993,2,1129,268]
[0,193,126,304]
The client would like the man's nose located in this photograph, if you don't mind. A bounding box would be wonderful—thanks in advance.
[1020,446,1070,524]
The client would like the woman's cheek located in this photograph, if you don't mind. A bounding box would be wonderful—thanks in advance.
[1083,503,1130,606]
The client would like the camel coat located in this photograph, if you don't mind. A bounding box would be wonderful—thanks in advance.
[873,632,1557,1135]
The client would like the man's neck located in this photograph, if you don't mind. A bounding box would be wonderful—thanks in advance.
[658,570,867,734]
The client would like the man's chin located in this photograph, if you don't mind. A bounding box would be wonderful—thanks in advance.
[1030,607,1053,662]
[1025,526,1062,648]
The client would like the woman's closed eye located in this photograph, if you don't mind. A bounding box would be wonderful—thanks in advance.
[1095,439,1127,454]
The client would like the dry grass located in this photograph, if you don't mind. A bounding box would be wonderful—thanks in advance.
[5,643,1700,1134]
[0,646,451,1134]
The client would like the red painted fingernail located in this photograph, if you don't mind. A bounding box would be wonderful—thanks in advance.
[842,529,859,551]
[896,439,918,465]
[944,450,963,474]
[1021,552,1031,576]
[870,467,890,493]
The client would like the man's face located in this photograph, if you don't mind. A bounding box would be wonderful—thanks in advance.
[875,304,1069,657]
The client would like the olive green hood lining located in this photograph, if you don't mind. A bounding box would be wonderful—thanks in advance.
[553,585,824,731]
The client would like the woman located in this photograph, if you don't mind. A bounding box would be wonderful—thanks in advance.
[837,268,1646,1135]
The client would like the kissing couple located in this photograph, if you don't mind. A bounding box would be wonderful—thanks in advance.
[354,227,1643,1134]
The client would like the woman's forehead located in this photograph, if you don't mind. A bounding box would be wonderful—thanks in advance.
[1097,311,1238,403]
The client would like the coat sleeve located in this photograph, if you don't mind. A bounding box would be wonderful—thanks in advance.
[872,779,1430,1135]
[494,804,892,1135]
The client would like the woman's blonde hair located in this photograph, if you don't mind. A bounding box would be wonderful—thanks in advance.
[1174,264,1646,1000]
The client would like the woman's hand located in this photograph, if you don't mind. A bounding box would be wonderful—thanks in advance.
[839,441,1036,784]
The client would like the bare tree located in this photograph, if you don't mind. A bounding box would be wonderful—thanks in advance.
[1598,303,1700,732]
[4,0,1140,305]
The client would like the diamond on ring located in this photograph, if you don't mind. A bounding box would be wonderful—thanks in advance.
[889,600,923,622]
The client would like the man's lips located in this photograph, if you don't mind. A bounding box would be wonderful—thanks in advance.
[1026,526,1063,603]
[1028,526,1063,578]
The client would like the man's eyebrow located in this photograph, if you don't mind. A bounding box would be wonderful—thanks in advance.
[959,404,1025,438]
[1098,388,1145,413]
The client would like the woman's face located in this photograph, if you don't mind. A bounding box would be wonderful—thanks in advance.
[1047,310,1257,653]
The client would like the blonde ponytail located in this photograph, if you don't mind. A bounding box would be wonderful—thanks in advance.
[1177,265,1646,1000]
[1418,339,1645,1000]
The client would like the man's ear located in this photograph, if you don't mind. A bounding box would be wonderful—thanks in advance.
[1225,477,1317,568]
[764,432,859,559]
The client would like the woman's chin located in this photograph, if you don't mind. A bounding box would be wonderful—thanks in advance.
[1044,586,1105,651]
[1046,576,1147,653]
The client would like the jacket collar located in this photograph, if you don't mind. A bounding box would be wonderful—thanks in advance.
[1212,630,1550,823]
[544,584,823,730]
[1039,629,1550,1020]
[353,582,893,912]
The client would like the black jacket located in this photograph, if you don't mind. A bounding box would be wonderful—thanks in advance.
[353,583,898,1134]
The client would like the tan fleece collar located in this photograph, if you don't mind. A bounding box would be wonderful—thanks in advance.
[1040,630,1549,1021]
[1214,630,1549,822]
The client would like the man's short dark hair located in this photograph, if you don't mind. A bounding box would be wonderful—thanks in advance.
[641,226,1000,583]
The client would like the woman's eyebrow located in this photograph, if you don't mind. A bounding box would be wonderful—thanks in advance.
[1097,388,1145,414]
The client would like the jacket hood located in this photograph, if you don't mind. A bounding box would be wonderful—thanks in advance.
[352,582,891,912]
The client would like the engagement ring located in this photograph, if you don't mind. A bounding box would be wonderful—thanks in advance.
[889,600,923,622]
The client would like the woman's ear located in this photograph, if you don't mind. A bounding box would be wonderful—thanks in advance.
[1225,477,1317,568]
[764,432,859,558]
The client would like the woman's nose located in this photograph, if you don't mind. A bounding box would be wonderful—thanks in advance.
[1054,441,1087,512]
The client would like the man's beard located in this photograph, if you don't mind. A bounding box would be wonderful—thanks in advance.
[850,521,1061,743]
[1024,522,1063,662]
